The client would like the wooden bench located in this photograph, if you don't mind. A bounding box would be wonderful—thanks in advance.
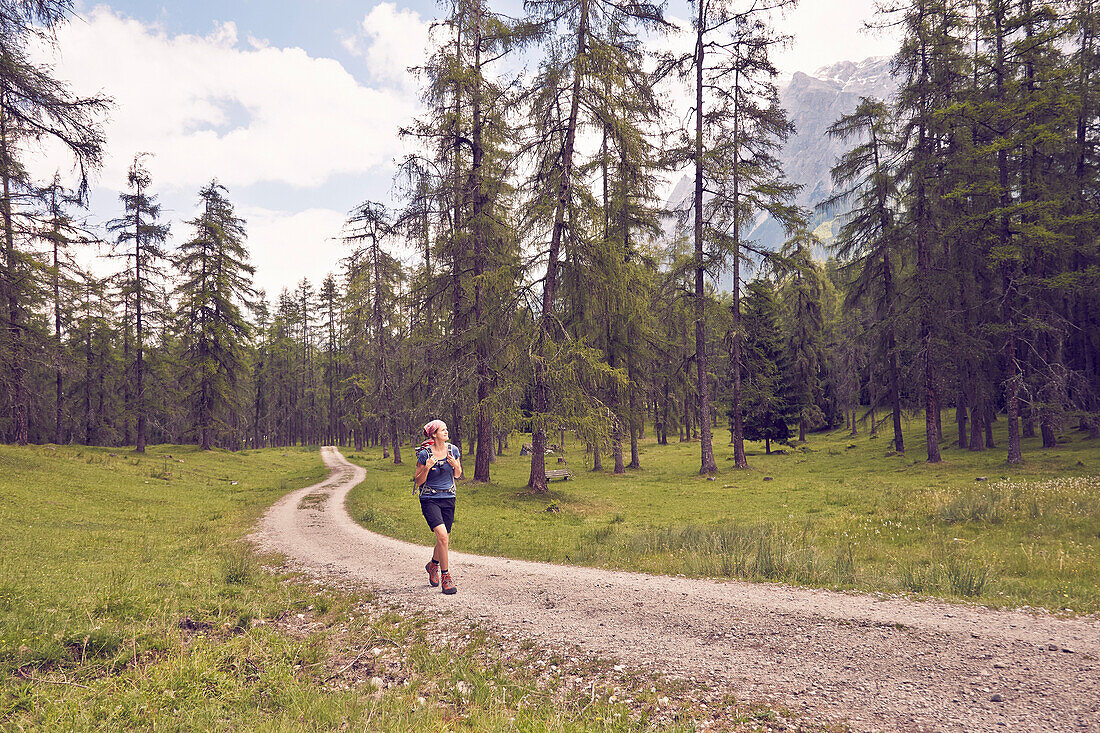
[545,469,573,482]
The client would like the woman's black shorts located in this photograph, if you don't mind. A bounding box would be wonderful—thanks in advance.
[420,497,455,532]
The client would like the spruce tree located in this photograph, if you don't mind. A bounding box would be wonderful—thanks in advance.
[739,278,792,454]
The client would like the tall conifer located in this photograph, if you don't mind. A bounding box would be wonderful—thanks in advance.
[175,182,255,450]
[107,156,168,452]
[661,0,801,472]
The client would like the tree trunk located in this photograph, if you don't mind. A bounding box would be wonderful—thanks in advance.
[969,391,984,450]
[123,306,132,446]
[1022,401,1036,438]
[628,347,640,469]
[693,17,718,475]
[52,197,64,445]
[84,327,93,444]
[390,416,401,465]
[471,9,492,482]
[0,99,28,445]
[135,187,146,453]
[993,0,1021,464]
[956,386,967,449]
[449,6,467,458]
[880,253,905,454]
[915,26,941,464]
[529,0,588,493]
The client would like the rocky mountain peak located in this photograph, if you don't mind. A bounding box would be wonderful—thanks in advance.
[661,57,899,287]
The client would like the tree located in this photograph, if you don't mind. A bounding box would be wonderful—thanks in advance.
[779,228,829,442]
[249,290,271,448]
[520,0,664,491]
[739,278,792,453]
[40,175,91,443]
[0,0,107,444]
[892,0,972,464]
[318,274,341,446]
[464,0,525,481]
[1067,0,1100,437]
[175,181,255,450]
[106,155,169,452]
[70,271,116,445]
[821,97,907,454]
[344,202,406,464]
[661,0,801,472]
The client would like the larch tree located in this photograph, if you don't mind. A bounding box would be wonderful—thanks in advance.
[892,0,970,463]
[249,291,271,448]
[1067,0,1100,437]
[779,228,828,443]
[318,273,341,446]
[70,270,115,445]
[739,278,792,454]
[106,155,169,453]
[520,0,665,491]
[661,0,801,472]
[40,175,91,444]
[0,0,106,444]
[343,202,407,464]
[175,181,255,450]
[463,0,525,481]
[821,97,908,455]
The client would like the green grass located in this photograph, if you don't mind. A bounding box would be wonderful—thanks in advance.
[1,443,756,731]
[347,415,1100,614]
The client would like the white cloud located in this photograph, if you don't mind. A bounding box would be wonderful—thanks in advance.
[31,6,419,192]
[243,207,351,298]
[342,2,431,92]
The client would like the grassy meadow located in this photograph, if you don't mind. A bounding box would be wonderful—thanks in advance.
[0,443,774,732]
[347,414,1100,614]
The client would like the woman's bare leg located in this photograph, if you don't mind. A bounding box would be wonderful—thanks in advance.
[432,525,449,572]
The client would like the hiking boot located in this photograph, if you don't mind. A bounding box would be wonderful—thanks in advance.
[426,561,439,587]
[441,572,457,595]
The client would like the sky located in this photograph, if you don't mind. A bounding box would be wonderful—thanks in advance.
[30,0,902,299]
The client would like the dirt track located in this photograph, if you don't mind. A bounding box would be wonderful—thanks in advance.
[250,446,1100,732]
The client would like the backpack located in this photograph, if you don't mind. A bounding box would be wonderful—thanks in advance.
[412,442,458,496]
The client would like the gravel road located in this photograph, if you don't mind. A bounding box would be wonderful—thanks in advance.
[250,446,1100,732]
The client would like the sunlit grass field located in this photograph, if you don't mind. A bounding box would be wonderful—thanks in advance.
[1,443,712,731]
[346,414,1100,614]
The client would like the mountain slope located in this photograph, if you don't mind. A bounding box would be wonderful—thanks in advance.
[662,56,897,290]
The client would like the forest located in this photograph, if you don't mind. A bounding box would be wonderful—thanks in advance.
[1,0,1098,493]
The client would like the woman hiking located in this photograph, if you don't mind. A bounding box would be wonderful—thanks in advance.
[414,419,461,595]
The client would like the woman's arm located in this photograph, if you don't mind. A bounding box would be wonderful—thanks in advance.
[414,454,430,487]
